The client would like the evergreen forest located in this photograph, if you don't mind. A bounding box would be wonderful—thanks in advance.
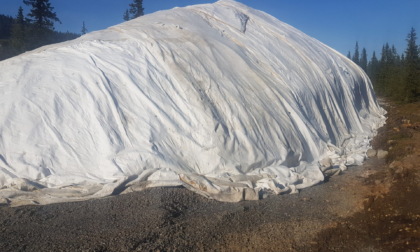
[0,0,80,60]
[349,28,420,103]
[0,0,145,61]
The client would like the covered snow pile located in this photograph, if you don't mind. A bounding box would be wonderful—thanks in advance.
[0,0,385,206]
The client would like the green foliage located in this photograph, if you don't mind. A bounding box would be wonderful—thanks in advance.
[123,9,130,21]
[23,0,61,30]
[404,28,420,102]
[367,51,379,80]
[352,28,420,103]
[0,3,79,61]
[352,42,360,65]
[0,14,14,39]
[124,0,144,20]
[81,21,88,35]
[376,44,405,99]
[10,7,26,52]
[360,48,368,71]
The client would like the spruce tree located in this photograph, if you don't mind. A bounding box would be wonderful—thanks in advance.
[0,15,14,39]
[23,0,61,49]
[11,7,26,51]
[123,10,130,21]
[81,21,87,35]
[377,43,405,99]
[377,43,393,96]
[128,0,144,19]
[352,42,360,65]
[16,6,25,25]
[360,48,368,71]
[23,0,61,30]
[367,51,379,87]
[404,27,420,102]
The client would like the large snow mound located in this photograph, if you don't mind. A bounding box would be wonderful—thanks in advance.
[0,0,385,206]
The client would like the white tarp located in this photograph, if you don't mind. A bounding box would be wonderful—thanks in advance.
[0,0,385,206]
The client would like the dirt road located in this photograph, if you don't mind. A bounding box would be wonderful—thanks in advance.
[1,101,419,252]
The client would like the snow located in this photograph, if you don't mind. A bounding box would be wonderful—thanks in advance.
[0,0,385,206]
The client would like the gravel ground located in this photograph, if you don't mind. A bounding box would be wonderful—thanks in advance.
[0,159,383,252]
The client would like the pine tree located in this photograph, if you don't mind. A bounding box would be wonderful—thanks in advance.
[376,43,405,99]
[0,15,14,39]
[352,42,360,65]
[123,9,130,21]
[11,7,26,51]
[360,48,368,71]
[377,44,393,96]
[23,0,61,30]
[0,15,16,60]
[367,51,379,86]
[16,6,25,25]
[392,45,401,63]
[23,0,61,49]
[128,0,144,19]
[347,51,351,59]
[81,21,87,35]
[404,27,420,102]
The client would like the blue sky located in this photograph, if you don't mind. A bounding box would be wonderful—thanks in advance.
[2,0,420,57]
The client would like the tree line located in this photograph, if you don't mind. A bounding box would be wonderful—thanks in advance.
[0,0,144,61]
[348,28,420,103]
[0,0,78,60]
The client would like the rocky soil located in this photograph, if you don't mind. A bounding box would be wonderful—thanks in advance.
[1,101,419,252]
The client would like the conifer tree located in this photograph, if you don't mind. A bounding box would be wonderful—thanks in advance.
[124,0,144,20]
[129,0,144,18]
[360,48,368,71]
[376,43,405,99]
[11,7,26,51]
[367,51,379,85]
[404,27,420,102]
[81,21,88,35]
[377,43,393,96]
[123,10,130,21]
[357,28,420,103]
[23,0,61,30]
[352,42,360,65]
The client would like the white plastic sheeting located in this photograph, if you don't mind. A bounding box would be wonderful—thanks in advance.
[0,0,385,206]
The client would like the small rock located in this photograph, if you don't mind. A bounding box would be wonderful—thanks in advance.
[244,188,259,201]
[0,197,10,206]
[377,149,388,159]
[389,161,403,169]
[366,149,377,158]
[324,168,341,177]
[395,167,404,174]
[387,140,396,145]
[403,162,414,169]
